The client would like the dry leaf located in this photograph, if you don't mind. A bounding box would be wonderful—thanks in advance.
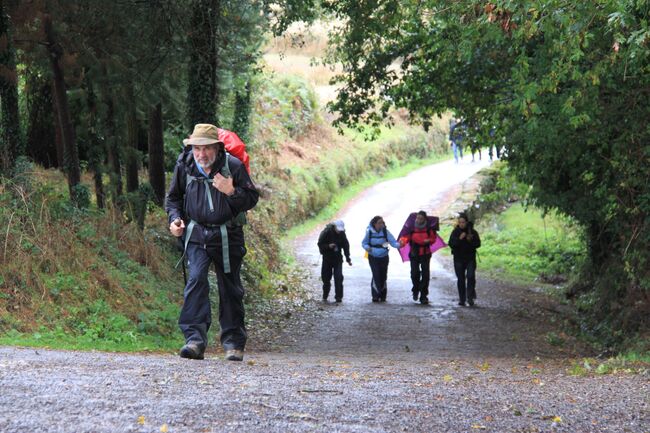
[137,416,145,425]
[552,416,562,423]
[160,424,169,433]
[471,424,486,429]
[443,375,453,382]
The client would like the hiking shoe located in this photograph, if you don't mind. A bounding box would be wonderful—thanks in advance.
[458,301,466,306]
[412,291,419,301]
[379,298,386,302]
[372,298,379,303]
[335,298,342,303]
[224,349,244,362]
[179,343,204,360]
[420,297,429,305]
[468,298,475,306]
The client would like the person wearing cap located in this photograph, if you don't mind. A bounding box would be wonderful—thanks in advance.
[317,220,352,302]
[165,123,259,361]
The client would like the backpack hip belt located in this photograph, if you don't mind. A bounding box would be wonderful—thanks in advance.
[180,221,232,273]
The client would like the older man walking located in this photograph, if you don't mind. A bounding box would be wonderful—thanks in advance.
[165,123,259,361]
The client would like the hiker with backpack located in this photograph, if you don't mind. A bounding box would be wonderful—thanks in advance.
[401,211,438,305]
[362,216,402,302]
[448,213,481,307]
[165,123,259,362]
[317,220,352,303]
[449,117,466,163]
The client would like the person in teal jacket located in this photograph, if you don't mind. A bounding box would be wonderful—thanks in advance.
[362,216,402,302]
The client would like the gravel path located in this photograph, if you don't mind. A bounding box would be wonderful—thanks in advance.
[1,158,648,433]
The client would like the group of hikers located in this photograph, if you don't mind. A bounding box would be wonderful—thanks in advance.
[449,117,502,163]
[164,122,481,362]
[317,212,481,306]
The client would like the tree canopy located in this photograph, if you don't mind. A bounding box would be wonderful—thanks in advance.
[323,0,650,345]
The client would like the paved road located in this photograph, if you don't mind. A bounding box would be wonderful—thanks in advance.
[1,158,647,433]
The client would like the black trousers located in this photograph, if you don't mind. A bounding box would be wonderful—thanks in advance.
[368,255,389,300]
[454,258,477,303]
[410,254,431,298]
[321,257,344,300]
[179,242,247,351]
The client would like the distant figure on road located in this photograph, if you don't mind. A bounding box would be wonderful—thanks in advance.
[317,220,352,303]
[448,213,481,307]
[362,216,402,302]
[449,117,465,163]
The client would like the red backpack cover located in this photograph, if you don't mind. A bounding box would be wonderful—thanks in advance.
[218,128,250,174]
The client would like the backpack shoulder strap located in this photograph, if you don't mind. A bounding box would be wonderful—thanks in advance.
[220,151,232,178]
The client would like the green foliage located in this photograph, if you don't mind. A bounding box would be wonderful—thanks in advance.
[474,204,586,284]
[252,74,321,143]
[0,172,183,351]
[323,0,650,348]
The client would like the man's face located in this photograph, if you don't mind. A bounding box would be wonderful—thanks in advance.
[415,214,426,225]
[458,218,467,230]
[192,144,218,169]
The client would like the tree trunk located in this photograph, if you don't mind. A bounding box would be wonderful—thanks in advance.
[0,0,22,174]
[148,103,165,206]
[233,80,251,142]
[186,0,220,128]
[43,14,81,200]
[104,93,123,207]
[51,85,64,167]
[125,87,139,193]
[84,77,105,209]
[25,73,57,168]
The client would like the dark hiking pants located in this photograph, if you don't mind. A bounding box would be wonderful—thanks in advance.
[368,255,389,300]
[179,242,247,351]
[321,257,344,300]
[453,258,477,303]
[410,255,431,299]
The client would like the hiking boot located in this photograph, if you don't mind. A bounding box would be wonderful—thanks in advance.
[412,291,419,302]
[322,292,329,301]
[379,298,386,302]
[458,301,466,306]
[335,298,342,303]
[372,298,379,302]
[179,343,204,360]
[224,349,244,362]
[420,297,429,305]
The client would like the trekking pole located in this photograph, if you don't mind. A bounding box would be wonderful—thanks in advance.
[181,258,187,285]
[173,218,188,285]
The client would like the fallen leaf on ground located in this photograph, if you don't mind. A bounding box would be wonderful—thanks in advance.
[443,375,453,382]
[137,416,145,425]
[160,424,169,432]
[471,424,486,429]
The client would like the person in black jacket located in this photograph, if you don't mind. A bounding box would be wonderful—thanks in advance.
[165,124,259,361]
[448,213,481,306]
[317,220,352,303]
